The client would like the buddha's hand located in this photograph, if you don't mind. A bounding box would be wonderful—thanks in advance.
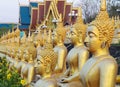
[60,77,70,83]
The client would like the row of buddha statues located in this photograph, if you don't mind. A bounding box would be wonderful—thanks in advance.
[112,16,120,44]
[0,0,119,87]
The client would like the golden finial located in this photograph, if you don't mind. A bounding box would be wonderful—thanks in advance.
[100,0,106,11]
[95,0,109,21]
[15,26,20,37]
[11,29,15,38]
[27,30,33,42]
[75,7,84,24]
[7,30,11,39]
[52,0,58,5]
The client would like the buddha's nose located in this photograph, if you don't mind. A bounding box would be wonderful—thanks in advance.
[34,63,37,68]
[84,36,89,47]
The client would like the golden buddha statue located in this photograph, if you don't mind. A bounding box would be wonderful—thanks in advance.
[14,26,20,46]
[21,32,37,86]
[34,29,44,58]
[59,7,89,87]
[10,29,15,43]
[9,28,20,69]
[52,14,67,76]
[9,32,20,68]
[60,0,118,87]
[34,32,58,87]
[16,33,27,73]
[12,49,21,68]
[16,48,27,74]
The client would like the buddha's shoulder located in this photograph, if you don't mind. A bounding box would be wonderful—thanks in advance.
[99,56,118,68]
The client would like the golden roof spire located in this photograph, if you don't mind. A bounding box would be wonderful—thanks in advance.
[15,26,20,37]
[57,14,63,28]
[53,0,58,4]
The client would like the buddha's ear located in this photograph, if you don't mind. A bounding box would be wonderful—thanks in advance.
[101,36,107,48]
[58,35,62,42]
[78,31,83,43]
[102,32,108,42]
[46,63,51,73]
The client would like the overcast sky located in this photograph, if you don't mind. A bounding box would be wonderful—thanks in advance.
[0,0,19,24]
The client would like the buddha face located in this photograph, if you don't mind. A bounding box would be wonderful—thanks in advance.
[11,49,15,58]
[69,28,79,44]
[52,31,58,45]
[34,39,38,47]
[23,50,29,61]
[17,49,22,60]
[35,56,45,75]
[84,25,102,53]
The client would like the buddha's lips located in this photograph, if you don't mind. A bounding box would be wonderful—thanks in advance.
[85,42,89,48]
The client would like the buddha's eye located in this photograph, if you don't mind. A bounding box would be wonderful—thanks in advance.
[70,31,75,35]
[89,33,95,38]
[37,61,40,64]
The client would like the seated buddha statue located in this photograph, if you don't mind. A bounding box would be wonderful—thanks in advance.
[21,32,37,86]
[60,0,118,87]
[9,34,21,69]
[14,27,20,47]
[16,33,27,73]
[34,29,44,58]
[34,33,58,87]
[16,48,27,74]
[9,47,19,69]
[59,7,89,87]
[52,14,67,76]
[12,49,21,68]
[10,29,15,44]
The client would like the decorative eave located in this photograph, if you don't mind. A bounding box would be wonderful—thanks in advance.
[44,0,60,24]
[64,3,72,25]
[29,7,38,31]
[72,7,79,24]
[57,0,66,19]
[37,2,45,24]
[44,0,52,15]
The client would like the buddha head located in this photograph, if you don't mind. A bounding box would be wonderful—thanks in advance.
[70,8,86,44]
[84,0,114,53]
[35,47,57,76]
[23,44,37,62]
[11,47,18,58]
[35,32,57,76]
[52,14,66,45]
[15,27,20,37]
[16,47,24,60]
[34,31,44,47]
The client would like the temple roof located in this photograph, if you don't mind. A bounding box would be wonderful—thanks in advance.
[21,0,79,31]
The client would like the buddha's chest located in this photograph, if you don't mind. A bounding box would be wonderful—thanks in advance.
[67,48,79,63]
[80,58,100,87]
